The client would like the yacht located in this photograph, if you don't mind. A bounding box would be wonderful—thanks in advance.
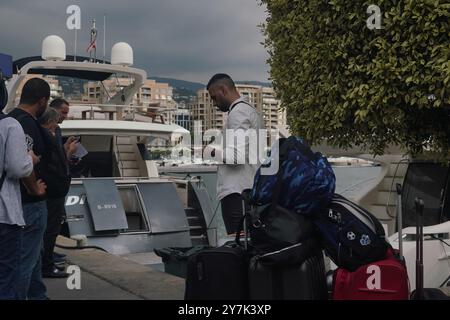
[3,36,219,257]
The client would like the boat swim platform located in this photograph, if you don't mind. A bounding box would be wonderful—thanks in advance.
[45,236,185,300]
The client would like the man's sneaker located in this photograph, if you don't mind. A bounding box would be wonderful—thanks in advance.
[42,266,69,279]
[53,263,66,271]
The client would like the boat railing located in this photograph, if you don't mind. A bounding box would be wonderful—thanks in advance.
[70,177,173,184]
[69,103,142,121]
[68,102,170,124]
[115,135,125,176]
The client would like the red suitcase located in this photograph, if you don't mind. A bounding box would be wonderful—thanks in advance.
[332,249,410,300]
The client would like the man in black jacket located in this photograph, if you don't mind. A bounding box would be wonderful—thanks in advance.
[38,106,75,278]
[9,78,50,300]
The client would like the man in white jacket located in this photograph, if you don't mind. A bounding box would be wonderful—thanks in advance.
[207,74,264,235]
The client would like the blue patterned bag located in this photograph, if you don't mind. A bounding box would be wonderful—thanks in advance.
[250,136,335,216]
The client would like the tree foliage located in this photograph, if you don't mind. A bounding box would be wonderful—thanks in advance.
[260,0,450,156]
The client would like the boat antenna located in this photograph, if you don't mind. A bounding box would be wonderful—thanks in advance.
[86,19,97,62]
[103,14,106,64]
[74,28,77,62]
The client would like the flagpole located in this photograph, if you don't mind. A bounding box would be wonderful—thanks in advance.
[89,19,92,62]
[93,19,97,62]
[88,19,97,62]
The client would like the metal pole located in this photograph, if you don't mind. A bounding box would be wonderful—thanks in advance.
[396,184,403,259]
[242,200,248,250]
[103,15,106,63]
[415,197,424,300]
[74,29,77,61]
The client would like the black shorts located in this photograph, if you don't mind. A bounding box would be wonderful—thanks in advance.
[220,193,249,235]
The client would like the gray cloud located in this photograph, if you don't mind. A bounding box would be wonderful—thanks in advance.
[0,0,269,83]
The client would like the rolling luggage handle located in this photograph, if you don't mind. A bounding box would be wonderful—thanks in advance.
[414,197,425,300]
[396,184,404,261]
[235,189,252,250]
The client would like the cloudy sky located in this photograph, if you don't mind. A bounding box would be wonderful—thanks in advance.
[0,0,270,83]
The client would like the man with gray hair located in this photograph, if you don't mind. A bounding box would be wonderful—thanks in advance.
[49,98,77,159]
[39,103,75,278]
[206,74,264,236]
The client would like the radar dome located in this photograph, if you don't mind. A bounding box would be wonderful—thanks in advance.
[42,35,66,61]
[111,42,133,66]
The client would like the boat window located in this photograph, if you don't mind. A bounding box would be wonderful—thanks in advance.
[118,185,149,233]
[137,143,151,160]
[69,136,115,178]
[402,163,449,228]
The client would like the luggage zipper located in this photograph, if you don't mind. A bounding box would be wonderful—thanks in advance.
[333,199,376,233]
[258,242,304,259]
[197,261,204,281]
[337,242,342,264]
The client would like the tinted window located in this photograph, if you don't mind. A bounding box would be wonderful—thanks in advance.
[402,163,449,227]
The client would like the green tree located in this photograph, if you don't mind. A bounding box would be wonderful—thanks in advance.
[261,0,450,156]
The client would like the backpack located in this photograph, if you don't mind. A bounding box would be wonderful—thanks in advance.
[250,136,336,216]
[313,194,390,271]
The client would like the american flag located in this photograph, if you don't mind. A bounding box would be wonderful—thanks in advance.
[86,20,97,53]
[86,37,96,53]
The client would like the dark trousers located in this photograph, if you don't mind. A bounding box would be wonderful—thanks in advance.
[220,193,249,235]
[0,223,22,300]
[42,197,66,271]
[18,201,47,300]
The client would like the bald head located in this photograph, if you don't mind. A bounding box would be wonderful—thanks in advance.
[207,73,236,91]
[207,73,240,112]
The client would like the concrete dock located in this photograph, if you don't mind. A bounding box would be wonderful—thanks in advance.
[45,237,185,300]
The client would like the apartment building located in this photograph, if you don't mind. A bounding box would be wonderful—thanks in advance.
[174,107,191,132]
[13,75,63,103]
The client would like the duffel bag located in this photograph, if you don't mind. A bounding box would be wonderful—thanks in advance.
[247,203,316,254]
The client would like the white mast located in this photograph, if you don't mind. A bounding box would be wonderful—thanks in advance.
[103,14,106,63]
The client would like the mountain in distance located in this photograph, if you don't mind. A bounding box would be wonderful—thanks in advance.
[235,80,272,87]
[148,76,273,105]
[149,76,205,92]
[149,77,272,91]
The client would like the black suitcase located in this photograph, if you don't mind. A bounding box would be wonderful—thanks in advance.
[248,250,328,300]
[185,242,249,300]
